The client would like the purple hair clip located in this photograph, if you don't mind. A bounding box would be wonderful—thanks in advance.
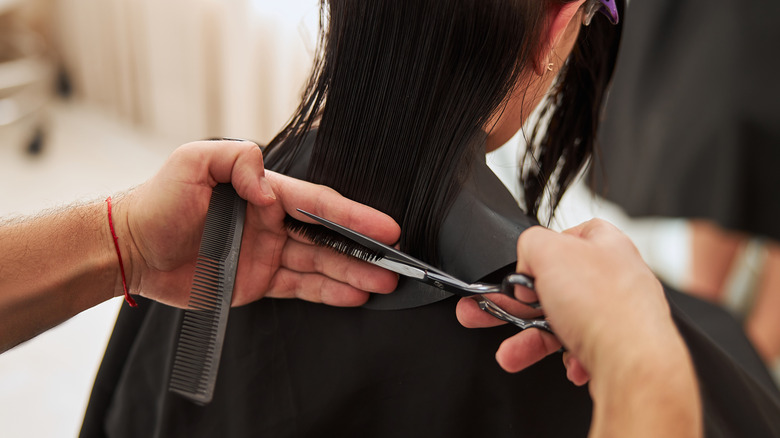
[583,0,619,26]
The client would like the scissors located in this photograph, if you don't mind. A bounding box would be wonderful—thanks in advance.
[297,209,554,334]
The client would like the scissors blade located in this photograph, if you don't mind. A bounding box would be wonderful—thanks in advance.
[297,209,553,335]
[297,209,471,291]
[297,208,437,270]
[373,258,426,280]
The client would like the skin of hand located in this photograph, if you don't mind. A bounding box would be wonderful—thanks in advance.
[115,139,400,308]
[0,139,399,353]
[456,219,702,437]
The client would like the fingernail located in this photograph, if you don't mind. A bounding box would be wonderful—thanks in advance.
[205,137,250,142]
[259,176,276,200]
[562,353,571,369]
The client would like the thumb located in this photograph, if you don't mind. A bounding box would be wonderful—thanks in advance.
[188,139,277,206]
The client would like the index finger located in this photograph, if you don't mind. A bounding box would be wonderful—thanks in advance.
[514,226,561,280]
[560,219,641,261]
[265,171,401,246]
[560,218,628,244]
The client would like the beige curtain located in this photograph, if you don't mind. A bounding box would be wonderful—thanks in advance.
[50,0,318,145]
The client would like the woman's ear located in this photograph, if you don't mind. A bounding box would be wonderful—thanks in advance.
[534,0,587,76]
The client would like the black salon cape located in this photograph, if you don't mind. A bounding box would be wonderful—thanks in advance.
[592,0,780,241]
[81,137,780,437]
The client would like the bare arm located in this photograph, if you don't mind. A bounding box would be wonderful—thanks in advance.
[585,314,700,438]
[0,202,119,353]
[0,139,400,354]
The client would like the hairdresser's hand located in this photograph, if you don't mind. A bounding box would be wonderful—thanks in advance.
[116,139,400,308]
[456,220,685,386]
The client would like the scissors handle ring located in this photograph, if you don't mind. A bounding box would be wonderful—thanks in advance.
[500,273,541,309]
[475,296,554,334]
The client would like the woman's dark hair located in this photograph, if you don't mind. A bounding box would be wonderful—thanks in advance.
[264,0,624,266]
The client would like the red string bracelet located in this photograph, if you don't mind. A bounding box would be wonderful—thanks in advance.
[106,197,137,307]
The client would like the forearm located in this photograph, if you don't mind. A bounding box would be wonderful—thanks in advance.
[588,329,702,438]
[0,200,122,353]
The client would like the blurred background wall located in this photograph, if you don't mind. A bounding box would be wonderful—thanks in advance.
[4,0,320,150]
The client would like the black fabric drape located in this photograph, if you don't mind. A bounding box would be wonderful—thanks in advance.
[82,134,780,437]
[592,0,780,240]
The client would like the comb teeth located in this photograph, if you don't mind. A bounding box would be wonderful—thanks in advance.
[284,216,385,263]
[168,183,246,405]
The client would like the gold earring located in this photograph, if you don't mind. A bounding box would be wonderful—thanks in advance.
[546,62,554,72]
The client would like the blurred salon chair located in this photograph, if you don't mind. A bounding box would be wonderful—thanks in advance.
[0,0,54,155]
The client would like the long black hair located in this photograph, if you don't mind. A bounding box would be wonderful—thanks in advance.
[265,0,624,266]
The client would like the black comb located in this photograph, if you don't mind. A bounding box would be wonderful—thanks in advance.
[168,183,246,405]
